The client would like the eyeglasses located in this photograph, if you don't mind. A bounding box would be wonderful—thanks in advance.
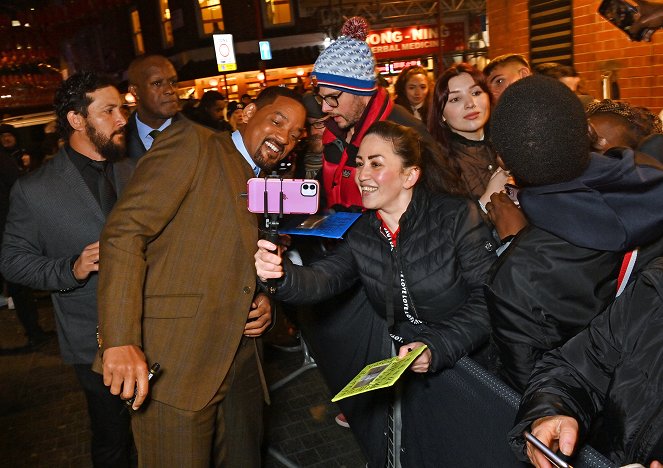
[315,91,343,108]
[309,118,328,129]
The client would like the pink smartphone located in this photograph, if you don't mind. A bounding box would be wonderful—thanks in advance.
[247,178,320,215]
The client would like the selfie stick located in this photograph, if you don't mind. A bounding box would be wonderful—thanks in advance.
[262,172,283,294]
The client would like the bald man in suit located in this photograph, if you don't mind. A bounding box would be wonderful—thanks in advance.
[124,54,182,161]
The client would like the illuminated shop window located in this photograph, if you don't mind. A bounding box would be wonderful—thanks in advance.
[262,0,293,27]
[130,9,145,55]
[198,0,224,35]
[160,0,174,48]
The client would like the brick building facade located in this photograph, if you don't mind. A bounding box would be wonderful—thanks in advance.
[487,0,663,113]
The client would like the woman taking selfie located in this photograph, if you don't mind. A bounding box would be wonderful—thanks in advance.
[393,65,433,122]
[255,121,496,467]
[429,63,508,207]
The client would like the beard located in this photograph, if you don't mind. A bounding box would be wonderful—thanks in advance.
[252,137,286,173]
[307,135,324,154]
[85,122,126,162]
[252,152,277,173]
[332,99,365,130]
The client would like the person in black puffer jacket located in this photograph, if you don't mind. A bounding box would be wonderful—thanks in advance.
[486,75,663,393]
[510,257,663,467]
[256,121,496,467]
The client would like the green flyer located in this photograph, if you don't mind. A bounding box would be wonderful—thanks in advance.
[331,345,428,402]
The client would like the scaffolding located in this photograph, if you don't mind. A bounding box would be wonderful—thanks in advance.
[300,0,486,32]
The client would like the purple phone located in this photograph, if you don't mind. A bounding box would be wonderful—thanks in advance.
[247,178,320,215]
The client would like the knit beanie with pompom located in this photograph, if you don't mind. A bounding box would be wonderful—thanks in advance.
[312,17,377,96]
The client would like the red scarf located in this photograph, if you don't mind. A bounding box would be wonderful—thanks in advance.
[321,87,393,209]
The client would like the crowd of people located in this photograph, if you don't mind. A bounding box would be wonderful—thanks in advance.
[1,3,663,467]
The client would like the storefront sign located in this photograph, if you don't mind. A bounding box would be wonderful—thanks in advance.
[377,59,421,75]
[213,34,237,72]
[367,22,466,60]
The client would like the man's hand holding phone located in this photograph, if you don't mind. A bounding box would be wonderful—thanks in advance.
[526,416,578,468]
[599,0,663,41]
[631,0,663,41]
[102,345,150,411]
[526,417,663,468]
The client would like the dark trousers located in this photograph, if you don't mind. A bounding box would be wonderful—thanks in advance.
[73,364,133,468]
[297,284,391,468]
[6,282,42,338]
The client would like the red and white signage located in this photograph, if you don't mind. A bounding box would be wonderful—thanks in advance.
[367,22,467,60]
[213,34,237,72]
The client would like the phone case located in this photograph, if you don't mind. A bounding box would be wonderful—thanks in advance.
[598,0,642,40]
[247,178,320,214]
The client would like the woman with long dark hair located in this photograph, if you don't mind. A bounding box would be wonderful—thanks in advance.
[429,63,508,207]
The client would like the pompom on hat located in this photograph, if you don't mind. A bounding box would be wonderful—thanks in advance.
[312,17,377,96]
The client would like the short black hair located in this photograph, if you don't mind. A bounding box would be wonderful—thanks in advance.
[253,86,303,109]
[490,75,590,187]
[0,123,17,138]
[199,90,227,109]
[54,71,117,140]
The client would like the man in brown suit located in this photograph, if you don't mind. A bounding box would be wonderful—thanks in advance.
[95,86,306,467]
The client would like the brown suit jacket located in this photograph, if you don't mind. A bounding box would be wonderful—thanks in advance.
[95,119,265,411]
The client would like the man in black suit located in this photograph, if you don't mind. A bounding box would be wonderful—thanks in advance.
[124,54,181,160]
[0,124,50,348]
[0,72,133,467]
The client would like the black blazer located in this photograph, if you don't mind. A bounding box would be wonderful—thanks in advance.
[0,148,132,364]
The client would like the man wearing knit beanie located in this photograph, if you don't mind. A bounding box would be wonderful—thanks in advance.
[484,75,663,393]
[310,16,432,210]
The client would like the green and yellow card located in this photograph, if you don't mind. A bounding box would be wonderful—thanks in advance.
[331,345,428,402]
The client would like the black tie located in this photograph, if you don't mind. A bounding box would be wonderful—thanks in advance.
[149,129,161,140]
[89,160,117,216]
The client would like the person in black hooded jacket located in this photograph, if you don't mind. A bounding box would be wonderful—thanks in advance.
[485,75,663,393]
[510,257,663,468]
[256,121,496,467]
